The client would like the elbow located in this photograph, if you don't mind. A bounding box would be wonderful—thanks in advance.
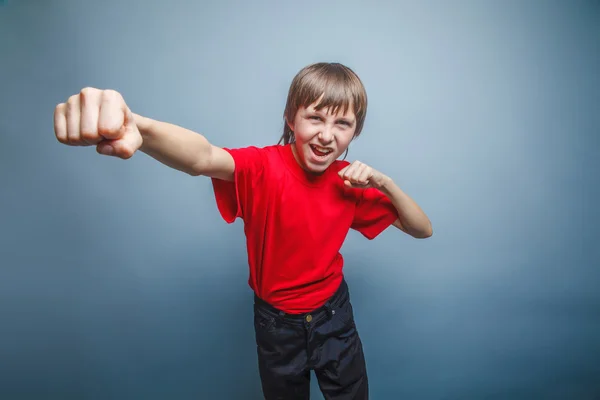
[413,223,433,239]
[187,168,203,177]
[188,145,214,176]
[420,229,433,239]
[187,160,207,176]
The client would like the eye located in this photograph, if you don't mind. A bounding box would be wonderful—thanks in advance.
[309,115,322,121]
[337,120,352,127]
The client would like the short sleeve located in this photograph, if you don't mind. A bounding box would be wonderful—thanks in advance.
[211,146,264,223]
[351,188,399,240]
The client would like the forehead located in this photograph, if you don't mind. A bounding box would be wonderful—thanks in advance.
[304,99,356,118]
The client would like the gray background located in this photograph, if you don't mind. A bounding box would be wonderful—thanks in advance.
[1,0,599,399]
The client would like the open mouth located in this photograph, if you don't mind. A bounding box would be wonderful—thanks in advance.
[309,144,333,158]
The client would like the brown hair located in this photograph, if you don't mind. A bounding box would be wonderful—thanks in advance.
[279,62,368,148]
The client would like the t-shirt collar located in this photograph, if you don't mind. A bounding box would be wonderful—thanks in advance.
[281,143,331,187]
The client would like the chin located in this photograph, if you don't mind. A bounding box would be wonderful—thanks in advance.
[306,163,329,174]
[301,147,334,174]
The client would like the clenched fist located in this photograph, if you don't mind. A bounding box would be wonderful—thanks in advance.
[54,88,143,159]
[338,160,390,190]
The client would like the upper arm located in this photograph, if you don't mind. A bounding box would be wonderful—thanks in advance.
[209,145,266,223]
[198,145,235,181]
[351,188,399,240]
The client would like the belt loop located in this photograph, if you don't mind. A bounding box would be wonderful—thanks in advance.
[324,302,334,319]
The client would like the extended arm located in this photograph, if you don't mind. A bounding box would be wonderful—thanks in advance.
[54,88,235,181]
[135,114,234,180]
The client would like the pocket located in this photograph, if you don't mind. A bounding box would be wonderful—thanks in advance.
[332,297,356,329]
[253,305,277,333]
[254,313,275,332]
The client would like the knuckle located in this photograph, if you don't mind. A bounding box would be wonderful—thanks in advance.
[99,117,120,131]
[54,103,65,115]
[66,96,78,113]
[67,94,79,105]
[103,89,122,102]
[80,87,95,97]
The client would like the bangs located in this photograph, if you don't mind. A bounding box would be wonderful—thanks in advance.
[291,63,366,118]
[281,62,368,145]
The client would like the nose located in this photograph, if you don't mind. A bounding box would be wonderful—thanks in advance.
[318,127,334,144]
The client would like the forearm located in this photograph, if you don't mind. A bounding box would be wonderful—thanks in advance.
[379,177,433,238]
[134,113,212,176]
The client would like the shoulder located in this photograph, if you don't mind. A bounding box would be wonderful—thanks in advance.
[220,145,269,177]
[260,144,286,157]
[225,144,282,162]
[225,145,292,179]
[226,144,282,158]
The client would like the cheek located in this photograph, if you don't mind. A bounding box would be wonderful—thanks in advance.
[337,130,355,147]
[294,123,317,142]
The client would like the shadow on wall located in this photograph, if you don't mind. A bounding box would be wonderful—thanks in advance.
[2,245,266,400]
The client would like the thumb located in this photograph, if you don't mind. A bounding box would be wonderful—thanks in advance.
[96,125,142,159]
[344,179,371,189]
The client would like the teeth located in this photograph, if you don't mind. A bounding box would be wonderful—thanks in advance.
[312,145,332,154]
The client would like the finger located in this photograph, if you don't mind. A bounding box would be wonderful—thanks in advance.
[357,166,372,184]
[342,162,357,179]
[344,179,368,188]
[54,103,68,144]
[66,94,81,145]
[338,165,350,178]
[112,125,143,159]
[98,90,125,139]
[96,139,115,156]
[351,163,367,182]
[97,114,142,160]
[80,87,102,145]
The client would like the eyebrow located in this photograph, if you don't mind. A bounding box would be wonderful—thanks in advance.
[338,117,355,124]
[310,109,356,124]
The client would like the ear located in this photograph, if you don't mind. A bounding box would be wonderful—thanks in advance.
[285,115,295,132]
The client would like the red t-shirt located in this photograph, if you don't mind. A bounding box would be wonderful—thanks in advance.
[211,144,398,313]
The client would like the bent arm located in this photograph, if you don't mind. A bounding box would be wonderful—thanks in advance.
[135,114,234,181]
[379,178,433,239]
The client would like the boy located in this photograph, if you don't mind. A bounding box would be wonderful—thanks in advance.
[54,62,432,399]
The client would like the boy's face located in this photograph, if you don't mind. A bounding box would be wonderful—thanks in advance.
[287,100,357,174]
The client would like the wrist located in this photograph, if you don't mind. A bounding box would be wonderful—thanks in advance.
[133,113,153,134]
[134,114,154,153]
[377,175,395,193]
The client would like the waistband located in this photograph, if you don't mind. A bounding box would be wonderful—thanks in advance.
[254,278,349,321]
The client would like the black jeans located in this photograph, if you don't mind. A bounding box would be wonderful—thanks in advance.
[253,279,369,399]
